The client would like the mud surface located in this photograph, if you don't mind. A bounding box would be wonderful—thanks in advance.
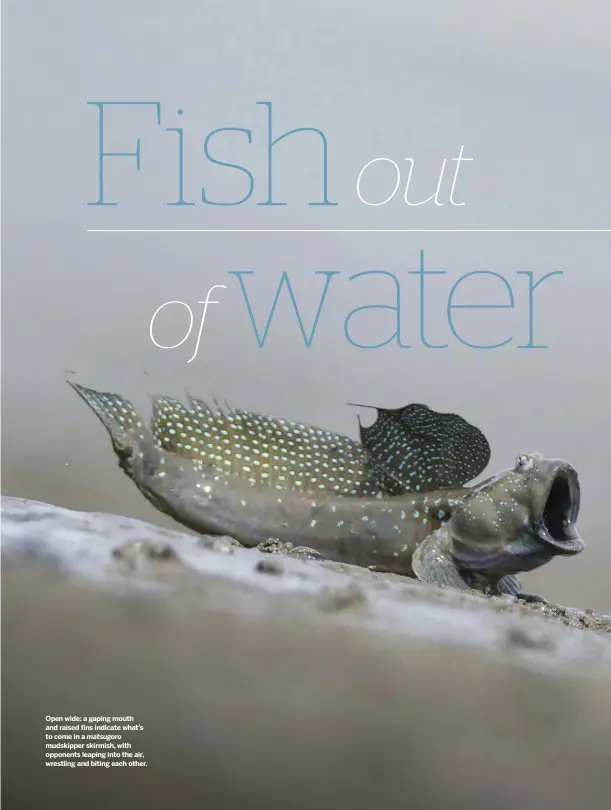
[3,495,611,810]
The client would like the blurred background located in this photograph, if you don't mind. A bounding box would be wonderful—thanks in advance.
[3,0,611,610]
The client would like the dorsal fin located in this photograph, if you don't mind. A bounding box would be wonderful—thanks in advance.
[149,394,490,496]
[356,402,490,493]
[150,394,377,496]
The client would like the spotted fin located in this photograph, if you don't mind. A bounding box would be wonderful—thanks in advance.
[149,394,377,496]
[149,395,490,497]
[68,382,152,458]
[69,382,148,440]
[356,403,490,493]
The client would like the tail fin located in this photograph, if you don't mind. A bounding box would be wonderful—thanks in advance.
[68,381,152,458]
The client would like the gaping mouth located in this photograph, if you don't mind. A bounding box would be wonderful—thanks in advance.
[535,468,584,554]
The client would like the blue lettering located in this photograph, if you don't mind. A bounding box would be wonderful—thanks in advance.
[344,271,410,348]
[256,101,337,207]
[202,128,255,205]
[87,101,161,206]
[408,250,447,348]
[229,270,338,347]
[517,271,563,349]
[447,271,514,349]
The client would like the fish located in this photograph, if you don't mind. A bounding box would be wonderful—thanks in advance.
[68,382,584,598]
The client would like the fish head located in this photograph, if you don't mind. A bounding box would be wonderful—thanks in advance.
[448,452,584,578]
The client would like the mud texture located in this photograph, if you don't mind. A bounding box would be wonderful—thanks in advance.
[3,495,611,810]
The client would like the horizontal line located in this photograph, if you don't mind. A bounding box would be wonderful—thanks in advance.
[86,228,611,233]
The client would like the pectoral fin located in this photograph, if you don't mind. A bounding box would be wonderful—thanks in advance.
[414,547,548,603]
[412,527,473,592]
[496,574,522,596]
[495,575,548,603]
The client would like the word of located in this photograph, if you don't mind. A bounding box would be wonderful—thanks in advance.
[150,285,226,364]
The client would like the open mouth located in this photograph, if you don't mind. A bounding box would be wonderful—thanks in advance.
[536,468,584,554]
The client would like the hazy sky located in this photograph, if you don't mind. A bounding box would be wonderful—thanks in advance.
[3,0,611,608]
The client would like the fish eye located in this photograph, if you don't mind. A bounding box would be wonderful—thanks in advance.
[515,454,532,469]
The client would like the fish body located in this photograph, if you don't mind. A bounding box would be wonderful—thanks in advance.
[69,383,584,596]
[123,445,468,576]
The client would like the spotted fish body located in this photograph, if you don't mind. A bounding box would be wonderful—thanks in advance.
[69,383,584,594]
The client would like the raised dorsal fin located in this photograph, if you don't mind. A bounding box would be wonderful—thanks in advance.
[149,394,490,496]
[150,394,378,495]
[356,402,490,493]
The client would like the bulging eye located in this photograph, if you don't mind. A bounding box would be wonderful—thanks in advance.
[516,454,532,469]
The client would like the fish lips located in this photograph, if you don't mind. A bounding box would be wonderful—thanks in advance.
[533,465,584,555]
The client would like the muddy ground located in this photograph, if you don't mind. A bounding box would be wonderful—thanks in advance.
[2,495,611,810]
